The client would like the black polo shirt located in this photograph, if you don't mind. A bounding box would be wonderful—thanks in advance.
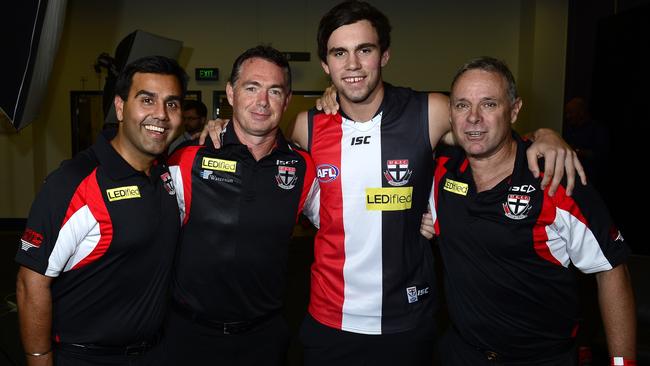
[16,129,180,345]
[432,132,630,358]
[168,125,316,322]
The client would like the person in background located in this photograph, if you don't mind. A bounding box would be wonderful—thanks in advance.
[168,99,208,153]
[15,55,187,366]
[563,96,610,188]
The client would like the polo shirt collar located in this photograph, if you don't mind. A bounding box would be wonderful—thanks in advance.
[218,121,293,154]
[92,128,162,181]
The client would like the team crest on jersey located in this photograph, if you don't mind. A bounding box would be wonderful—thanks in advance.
[503,194,532,220]
[20,228,43,251]
[384,159,412,186]
[160,172,176,195]
[276,166,297,190]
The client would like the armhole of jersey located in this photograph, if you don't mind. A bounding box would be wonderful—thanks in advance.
[307,109,315,153]
[294,148,317,221]
[169,145,203,226]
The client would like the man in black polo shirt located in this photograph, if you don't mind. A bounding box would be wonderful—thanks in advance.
[15,56,187,366]
[431,57,636,365]
[162,46,316,365]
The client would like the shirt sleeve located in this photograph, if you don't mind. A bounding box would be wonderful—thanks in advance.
[15,166,97,277]
[549,182,630,274]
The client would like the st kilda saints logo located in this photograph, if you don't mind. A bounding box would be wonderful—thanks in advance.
[276,165,297,190]
[160,172,176,195]
[503,184,535,220]
[383,159,412,187]
[503,194,532,219]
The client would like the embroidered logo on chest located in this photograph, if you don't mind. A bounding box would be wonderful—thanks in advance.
[503,194,532,220]
[503,185,535,219]
[160,172,175,195]
[276,166,298,190]
[383,159,412,186]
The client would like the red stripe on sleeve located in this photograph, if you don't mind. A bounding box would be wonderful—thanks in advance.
[71,169,113,269]
[532,180,562,265]
[433,156,449,235]
[550,184,588,225]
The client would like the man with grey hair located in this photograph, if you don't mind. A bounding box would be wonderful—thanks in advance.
[430,57,636,365]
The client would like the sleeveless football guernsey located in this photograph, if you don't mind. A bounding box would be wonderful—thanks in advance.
[306,84,436,335]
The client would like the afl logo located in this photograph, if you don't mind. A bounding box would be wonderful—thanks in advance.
[317,164,340,183]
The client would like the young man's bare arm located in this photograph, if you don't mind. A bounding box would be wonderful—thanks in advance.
[427,92,452,150]
[290,111,310,149]
[16,266,54,366]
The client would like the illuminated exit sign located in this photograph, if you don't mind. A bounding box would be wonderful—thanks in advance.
[195,67,219,81]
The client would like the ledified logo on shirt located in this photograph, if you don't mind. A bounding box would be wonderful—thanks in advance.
[201,157,237,173]
[106,186,141,202]
[365,187,412,211]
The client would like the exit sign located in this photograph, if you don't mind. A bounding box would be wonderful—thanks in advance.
[195,67,219,81]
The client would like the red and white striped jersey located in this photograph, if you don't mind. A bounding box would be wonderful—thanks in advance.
[304,85,437,335]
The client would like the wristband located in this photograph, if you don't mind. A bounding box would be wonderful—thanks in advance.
[611,357,636,366]
[25,349,51,357]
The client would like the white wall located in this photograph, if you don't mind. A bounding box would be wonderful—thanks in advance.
[0,0,567,217]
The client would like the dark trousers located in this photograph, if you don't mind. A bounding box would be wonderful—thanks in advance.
[300,313,437,366]
[160,307,290,366]
[438,327,577,366]
[53,343,162,366]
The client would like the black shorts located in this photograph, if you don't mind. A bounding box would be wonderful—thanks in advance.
[300,313,437,366]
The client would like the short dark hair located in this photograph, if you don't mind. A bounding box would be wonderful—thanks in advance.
[114,56,188,101]
[317,0,391,63]
[229,45,292,92]
[182,99,207,118]
[451,57,518,103]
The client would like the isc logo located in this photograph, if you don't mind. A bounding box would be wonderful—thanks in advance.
[317,164,340,183]
[350,136,371,145]
[511,184,536,193]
